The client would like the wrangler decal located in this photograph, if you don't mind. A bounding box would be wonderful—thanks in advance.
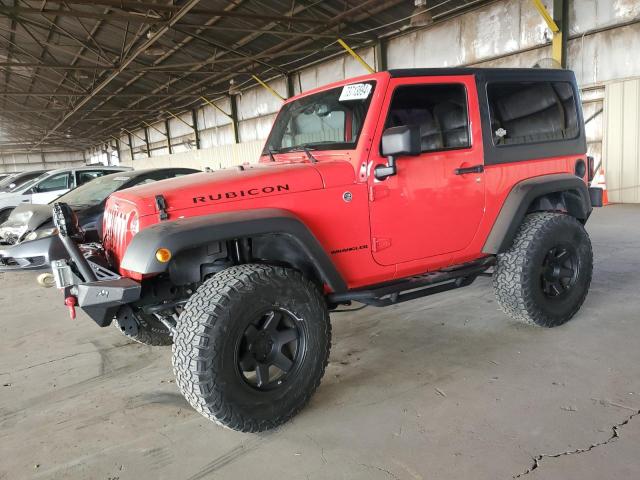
[331,244,369,255]
[193,184,290,203]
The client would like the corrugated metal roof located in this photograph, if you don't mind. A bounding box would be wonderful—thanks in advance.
[0,0,490,152]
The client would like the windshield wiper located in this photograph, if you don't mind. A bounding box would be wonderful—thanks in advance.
[287,144,318,163]
[266,147,277,162]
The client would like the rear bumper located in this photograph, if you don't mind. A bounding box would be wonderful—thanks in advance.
[0,236,67,271]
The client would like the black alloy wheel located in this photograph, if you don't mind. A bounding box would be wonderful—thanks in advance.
[540,244,580,298]
[237,308,304,390]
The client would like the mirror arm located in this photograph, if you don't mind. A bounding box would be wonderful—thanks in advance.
[374,155,398,181]
[387,155,396,170]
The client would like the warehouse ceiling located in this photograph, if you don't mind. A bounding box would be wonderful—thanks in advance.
[0,0,489,152]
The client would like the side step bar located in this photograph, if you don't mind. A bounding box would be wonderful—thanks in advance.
[328,258,495,307]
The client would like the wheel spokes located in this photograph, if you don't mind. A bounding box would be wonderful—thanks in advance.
[262,310,281,332]
[238,308,302,389]
[275,328,297,346]
[256,363,270,387]
[244,324,260,344]
[239,352,256,372]
[559,267,574,279]
[272,352,293,372]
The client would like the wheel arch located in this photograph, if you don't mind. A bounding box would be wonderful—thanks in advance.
[483,173,592,254]
[120,208,347,293]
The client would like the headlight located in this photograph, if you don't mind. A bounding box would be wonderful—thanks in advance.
[23,227,59,242]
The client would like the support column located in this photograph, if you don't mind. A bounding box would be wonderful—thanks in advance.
[191,109,201,150]
[374,38,387,72]
[143,126,151,158]
[165,119,172,154]
[114,139,121,164]
[531,0,563,67]
[127,132,134,161]
[230,94,240,144]
[553,0,568,68]
[286,73,296,99]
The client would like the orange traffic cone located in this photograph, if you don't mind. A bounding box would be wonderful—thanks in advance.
[593,168,609,206]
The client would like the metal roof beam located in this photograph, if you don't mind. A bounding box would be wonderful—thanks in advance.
[30,0,204,150]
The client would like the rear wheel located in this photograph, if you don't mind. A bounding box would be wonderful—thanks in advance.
[172,264,330,432]
[493,212,593,327]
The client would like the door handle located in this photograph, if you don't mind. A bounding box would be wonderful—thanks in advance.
[454,165,484,175]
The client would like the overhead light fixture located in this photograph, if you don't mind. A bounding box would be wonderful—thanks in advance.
[410,0,433,27]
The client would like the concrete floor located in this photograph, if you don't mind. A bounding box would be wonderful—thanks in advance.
[1,205,639,480]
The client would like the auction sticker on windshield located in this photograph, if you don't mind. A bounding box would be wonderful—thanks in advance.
[339,83,372,101]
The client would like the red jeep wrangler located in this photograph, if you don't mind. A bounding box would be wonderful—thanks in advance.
[51,68,602,432]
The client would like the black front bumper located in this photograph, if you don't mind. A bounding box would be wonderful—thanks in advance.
[52,255,141,327]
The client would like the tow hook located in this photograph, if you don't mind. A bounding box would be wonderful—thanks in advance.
[65,296,77,320]
[36,272,56,288]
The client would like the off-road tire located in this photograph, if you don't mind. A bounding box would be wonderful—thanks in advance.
[493,212,593,327]
[114,311,173,346]
[172,264,331,432]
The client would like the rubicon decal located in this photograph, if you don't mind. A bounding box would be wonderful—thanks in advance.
[331,244,369,255]
[193,184,290,203]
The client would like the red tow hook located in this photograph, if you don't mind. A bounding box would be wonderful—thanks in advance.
[65,296,77,320]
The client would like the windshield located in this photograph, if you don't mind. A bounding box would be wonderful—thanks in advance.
[54,173,132,207]
[264,81,375,154]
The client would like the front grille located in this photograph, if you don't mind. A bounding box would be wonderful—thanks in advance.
[103,200,137,268]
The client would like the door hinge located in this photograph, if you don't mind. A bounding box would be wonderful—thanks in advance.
[372,237,392,252]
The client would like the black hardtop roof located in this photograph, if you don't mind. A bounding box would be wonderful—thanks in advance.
[388,67,576,81]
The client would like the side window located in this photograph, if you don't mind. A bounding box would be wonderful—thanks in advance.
[33,173,71,193]
[77,170,108,186]
[487,81,579,146]
[385,84,470,152]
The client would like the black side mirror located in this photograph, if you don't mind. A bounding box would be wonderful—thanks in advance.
[375,125,421,180]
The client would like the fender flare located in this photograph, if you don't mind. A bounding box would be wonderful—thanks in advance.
[482,173,592,254]
[120,208,347,293]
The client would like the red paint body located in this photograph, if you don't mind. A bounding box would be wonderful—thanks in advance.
[104,71,584,289]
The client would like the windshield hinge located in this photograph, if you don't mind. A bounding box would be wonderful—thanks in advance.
[155,195,169,221]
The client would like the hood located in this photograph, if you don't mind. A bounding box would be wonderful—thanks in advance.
[111,161,352,217]
[0,204,52,244]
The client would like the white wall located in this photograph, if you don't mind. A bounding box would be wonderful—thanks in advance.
[603,78,640,203]
[0,150,85,173]
[120,140,264,171]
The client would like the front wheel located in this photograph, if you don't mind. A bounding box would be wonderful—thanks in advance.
[172,264,331,432]
[493,212,593,327]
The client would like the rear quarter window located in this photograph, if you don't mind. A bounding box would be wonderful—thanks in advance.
[487,81,579,146]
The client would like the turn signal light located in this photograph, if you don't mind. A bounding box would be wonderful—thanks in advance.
[155,248,172,263]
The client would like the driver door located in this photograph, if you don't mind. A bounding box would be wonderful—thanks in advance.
[368,76,485,266]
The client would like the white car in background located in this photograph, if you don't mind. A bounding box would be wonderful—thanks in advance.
[0,166,131,223]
